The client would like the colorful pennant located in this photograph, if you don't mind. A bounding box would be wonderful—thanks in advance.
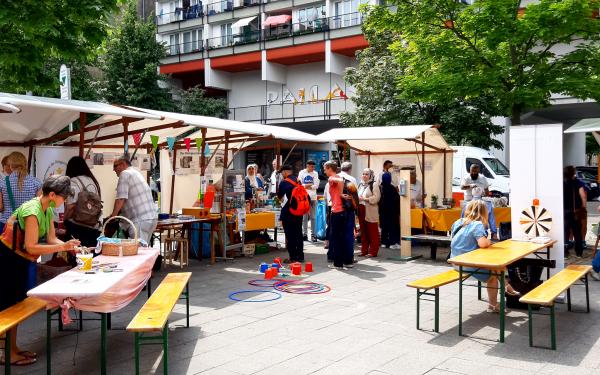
[195,138,203,153]
[132,133,143,146]
[184,137,191,152]
[166,137,176,151]
[150,135,159,152]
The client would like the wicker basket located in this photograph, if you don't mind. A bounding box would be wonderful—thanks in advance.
[101,216,139,256]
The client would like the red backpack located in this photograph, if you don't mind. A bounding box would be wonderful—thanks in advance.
[285,178,311,216]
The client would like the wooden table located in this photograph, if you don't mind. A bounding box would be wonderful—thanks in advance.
[447,239,557,343]
[28,248,159,375]
[156,215,221,264]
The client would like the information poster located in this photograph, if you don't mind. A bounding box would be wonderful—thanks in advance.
[176,152,200,175]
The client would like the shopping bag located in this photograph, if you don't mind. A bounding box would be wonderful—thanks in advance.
[316,200,327,240]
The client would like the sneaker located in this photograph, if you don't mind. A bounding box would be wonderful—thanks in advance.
[591,270,600,281]
[344,263,354,269]
[335,266,347,271]
[390,244,401,250]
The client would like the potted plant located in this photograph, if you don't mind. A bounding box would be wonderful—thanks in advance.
[431,195,439,209]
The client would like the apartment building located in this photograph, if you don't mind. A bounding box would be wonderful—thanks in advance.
[155,0,374,133]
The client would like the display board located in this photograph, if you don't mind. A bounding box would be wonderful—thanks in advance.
[509,124,564,274]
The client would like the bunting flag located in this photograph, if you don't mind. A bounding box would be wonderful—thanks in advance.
[132,132,143,146]
[166,137,176,151]
[195,138,203,153]
[150,135,159,152]
[184,137,191,152]
[204,144,211,157]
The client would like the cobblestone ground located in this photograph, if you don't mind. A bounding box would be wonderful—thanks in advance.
[9,237,600,375]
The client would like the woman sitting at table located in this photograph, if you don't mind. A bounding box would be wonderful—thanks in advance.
[450,200,519,313]
[0,175,80,367]
[245,164,264,201]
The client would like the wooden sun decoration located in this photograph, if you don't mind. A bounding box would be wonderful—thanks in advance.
[519,202,552,238]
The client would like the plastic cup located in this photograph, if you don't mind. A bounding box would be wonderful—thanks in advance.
[292,264,301,276]
[76,253,93,271]
[264,268,274,279]
[305,262,313,272]
[260,262,269,273]
[271,262,280,269]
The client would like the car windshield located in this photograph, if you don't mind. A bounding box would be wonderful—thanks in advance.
[483,158,509,176]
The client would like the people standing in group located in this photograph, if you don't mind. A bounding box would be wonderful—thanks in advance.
[450,200,520,313]
[111,156,157,245]
[379,172,400,249]
[0,152,42,233]
[277,165,304,263]
[324,160,351,269]
[269,158,281,199]
[410,170,425,208]
[461,164,490,202]
[358,168,380,257]
[1,155,11,177]
[564,165,586,258]
[323,180,331,249]
[376,160,397,186]
[339,161,358,267]
[64,156,103,248]
[245,163,264,200]
[0,175,79,367]
[298,160,319,242]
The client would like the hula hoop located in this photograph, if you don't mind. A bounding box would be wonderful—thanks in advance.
[273,281,331,294]
[228,290,282,302]
[248,279,285,287]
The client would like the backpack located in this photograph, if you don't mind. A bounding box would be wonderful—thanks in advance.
[285,178,311,216]
[71,177,103,228]
[342,178,359,212]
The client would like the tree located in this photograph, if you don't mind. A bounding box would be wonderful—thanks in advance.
[33,58,101,101]
[586,133,600,165]
[342,28,504,149]
[365,0,600,125]
[100,1,174,110]
[0,0,118,94]
[178,86,229,118]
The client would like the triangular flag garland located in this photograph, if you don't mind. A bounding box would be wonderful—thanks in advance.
[166,137,176,151]
[204,144,211,157]
[195,138,203,153]
[132,133,143,146]
[150,135,159,152]
[184,137,191,152]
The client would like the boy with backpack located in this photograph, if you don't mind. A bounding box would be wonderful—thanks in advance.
[277,165,310,263]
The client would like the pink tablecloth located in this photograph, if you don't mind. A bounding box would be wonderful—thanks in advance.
[28,248,158,321]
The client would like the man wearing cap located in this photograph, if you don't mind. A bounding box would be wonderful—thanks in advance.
[298,160,319,242]
[277,165,304,263]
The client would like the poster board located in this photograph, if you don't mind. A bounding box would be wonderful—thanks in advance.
[509,124,564,274]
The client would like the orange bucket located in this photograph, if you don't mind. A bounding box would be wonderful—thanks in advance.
[264,268,274,279]
[305,262,313,272]
[291,263,302,276]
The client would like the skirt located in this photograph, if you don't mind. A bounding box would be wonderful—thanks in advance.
[0,242,31,311]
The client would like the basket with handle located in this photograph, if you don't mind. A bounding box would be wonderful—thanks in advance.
[101,216,139,256]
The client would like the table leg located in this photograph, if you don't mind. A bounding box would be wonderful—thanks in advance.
[210,222,216,265]
[458,266,463,337]
[546,246,550,280]
[500,270,505,343]
[46,310,52,375]
[5,327,10,375]
[162,325,169,374]
[134,333,140,375]
[101,313,107,375]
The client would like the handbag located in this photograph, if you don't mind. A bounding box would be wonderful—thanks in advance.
[506,258,554,310]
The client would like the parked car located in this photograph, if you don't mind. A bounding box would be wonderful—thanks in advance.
[575,167,600,201]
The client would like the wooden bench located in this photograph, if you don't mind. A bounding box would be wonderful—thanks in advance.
[126,272,192,375]
[0,297,46,375]
[402,235,451,260]
[519,264,592,350]
[407,269,468,332]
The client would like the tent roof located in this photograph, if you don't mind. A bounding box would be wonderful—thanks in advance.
[564,118,600,133]
[0,93,162,143]
[317,125,451,153]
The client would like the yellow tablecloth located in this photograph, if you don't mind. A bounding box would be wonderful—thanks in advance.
[411,207,512,231]
[244,212,276,231]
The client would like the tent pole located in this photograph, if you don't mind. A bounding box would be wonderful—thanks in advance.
[79,113,87,157]
[169,146,178,214]
[27,145,33,172]
[223,131,230,170]
[227,140,247,169]
[282,143,297,166]
[204,140,224,168]
[276,142,281,169]
[367,152,371,168]
[443,150,447,198]
[123,119,129,157]
[421,131,426,207]
[200,128,207,175]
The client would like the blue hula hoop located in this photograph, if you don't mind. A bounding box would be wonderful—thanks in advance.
[228,290,282,302]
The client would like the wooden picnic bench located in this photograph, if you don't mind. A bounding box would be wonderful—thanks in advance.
[126,272,192,375]
[407,269,468,332]
[0,297,46,375]
[520,264,591,350]
[402,234,451,260]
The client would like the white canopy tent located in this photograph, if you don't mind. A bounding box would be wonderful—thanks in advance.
[317,125,454,206]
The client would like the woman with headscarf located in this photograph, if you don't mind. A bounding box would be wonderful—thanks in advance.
[379,172,400,249]
[245,164,264,200]
[358,168,381,257]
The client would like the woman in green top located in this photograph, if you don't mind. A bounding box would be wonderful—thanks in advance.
[0,175,80,367]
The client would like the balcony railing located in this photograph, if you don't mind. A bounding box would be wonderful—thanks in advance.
[162,12,363,57]
[228,98,350,123]
[156,5,204,25]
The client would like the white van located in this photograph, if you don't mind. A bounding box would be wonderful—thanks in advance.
[451,146,510,198]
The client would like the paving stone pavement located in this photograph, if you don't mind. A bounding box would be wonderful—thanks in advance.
[8,242,600,375]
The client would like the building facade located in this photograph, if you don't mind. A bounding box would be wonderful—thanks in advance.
[154,0,375,133]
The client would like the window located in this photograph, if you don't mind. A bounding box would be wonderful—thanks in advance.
[296,4,325,30]
[334,0,365,27]
[220,23,233,47]
[181,28,202,53]
[466,158,493,179]
[168,33,180,55]
[483,158,509,176]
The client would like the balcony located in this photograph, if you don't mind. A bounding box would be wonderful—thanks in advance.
[205,30,261,49]
[165,41,205,56]
[156,5,204,25]
[228,98,351,124]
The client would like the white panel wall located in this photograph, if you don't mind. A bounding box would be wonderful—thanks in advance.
[510,124,564,274]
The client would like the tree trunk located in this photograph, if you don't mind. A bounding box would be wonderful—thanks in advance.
[511,106,521,125]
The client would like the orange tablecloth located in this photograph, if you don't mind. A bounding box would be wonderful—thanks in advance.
[411,207,512,231]
[244,212,276,231]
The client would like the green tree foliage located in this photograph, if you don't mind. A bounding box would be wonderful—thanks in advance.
[342,28,504,149]
[178,86,229,118]
[0,0,118,94]
[100,1,173,110]
[365,0,600,125]
[33,58,101,101]
[586,133,600,165]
